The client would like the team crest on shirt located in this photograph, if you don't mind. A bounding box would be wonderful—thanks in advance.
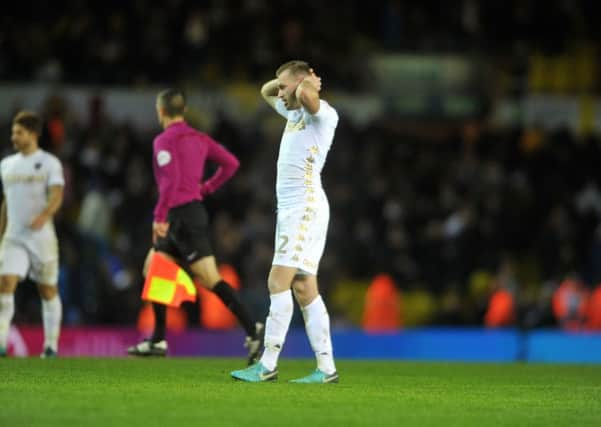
[34,162,42,170]
[285,118,306,133]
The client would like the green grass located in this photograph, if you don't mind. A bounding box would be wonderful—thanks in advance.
[1,358,600,427]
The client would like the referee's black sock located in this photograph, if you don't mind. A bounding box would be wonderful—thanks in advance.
[213,281,256,337]
[151,303,167,343]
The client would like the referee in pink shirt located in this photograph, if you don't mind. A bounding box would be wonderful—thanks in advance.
[128,89,263,363]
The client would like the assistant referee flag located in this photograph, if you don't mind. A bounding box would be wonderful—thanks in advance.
[141,252,197,307]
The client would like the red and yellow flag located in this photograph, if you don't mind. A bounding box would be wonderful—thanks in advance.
[141,252,197,307]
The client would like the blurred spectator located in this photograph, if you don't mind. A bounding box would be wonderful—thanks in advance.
[587,285,601,330]
[362,273,402,332]
[552,278,589,330]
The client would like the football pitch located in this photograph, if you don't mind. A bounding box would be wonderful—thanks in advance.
[1,358,600,427]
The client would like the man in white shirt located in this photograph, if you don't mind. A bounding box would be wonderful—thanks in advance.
[232,60,339,383]
[0,111,64,358]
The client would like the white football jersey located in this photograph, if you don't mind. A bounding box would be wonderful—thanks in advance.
[0,149,64,241]
[274,98,338,208]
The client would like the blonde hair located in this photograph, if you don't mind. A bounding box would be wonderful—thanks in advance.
[276,60,310,77]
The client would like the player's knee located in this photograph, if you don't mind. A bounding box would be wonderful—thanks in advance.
[292,278,318,307]
[195,272,221,290]
[0,276,18,293]
[267,266,296,294]
[190,259,221,289]
[292,285,311,306]
[292,280,305,296]
[38,285,58,300]
[268,276,289,294]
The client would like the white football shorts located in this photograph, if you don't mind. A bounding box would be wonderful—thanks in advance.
[0,236,59,285]
[272,199,329,276]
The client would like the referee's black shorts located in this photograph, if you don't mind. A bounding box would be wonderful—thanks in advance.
[154,201,213,265]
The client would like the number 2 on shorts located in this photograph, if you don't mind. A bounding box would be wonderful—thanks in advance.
[277,234,289,254]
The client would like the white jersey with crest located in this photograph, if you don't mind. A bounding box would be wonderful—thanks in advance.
[272,98,338,275]
[0,149,64,242]
[274,98,338,208]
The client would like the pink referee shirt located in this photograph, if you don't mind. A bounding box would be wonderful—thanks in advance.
[152,121,239,222]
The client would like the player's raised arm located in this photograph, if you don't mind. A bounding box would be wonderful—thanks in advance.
[295,69,322,115]
[260,78,280,111]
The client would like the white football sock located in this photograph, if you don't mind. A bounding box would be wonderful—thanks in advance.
[0,293,15,350]
[302,295,336,375]
[260,290,293,371]
[42,295,62,352]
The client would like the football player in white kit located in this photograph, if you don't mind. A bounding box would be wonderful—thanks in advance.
[0,111,64,357]
[232,61,339,383]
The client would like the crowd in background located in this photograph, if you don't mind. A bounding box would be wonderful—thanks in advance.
[2,0,601,330]
[2,1,601,89]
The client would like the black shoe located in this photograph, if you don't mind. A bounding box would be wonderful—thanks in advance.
[244,322,264,366]
[40,347,57,358]
[127,339,168,357]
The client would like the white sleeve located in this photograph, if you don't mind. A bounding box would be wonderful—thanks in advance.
[274,99,290,119]
[47,157,65,187]
[312,100,339,128]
